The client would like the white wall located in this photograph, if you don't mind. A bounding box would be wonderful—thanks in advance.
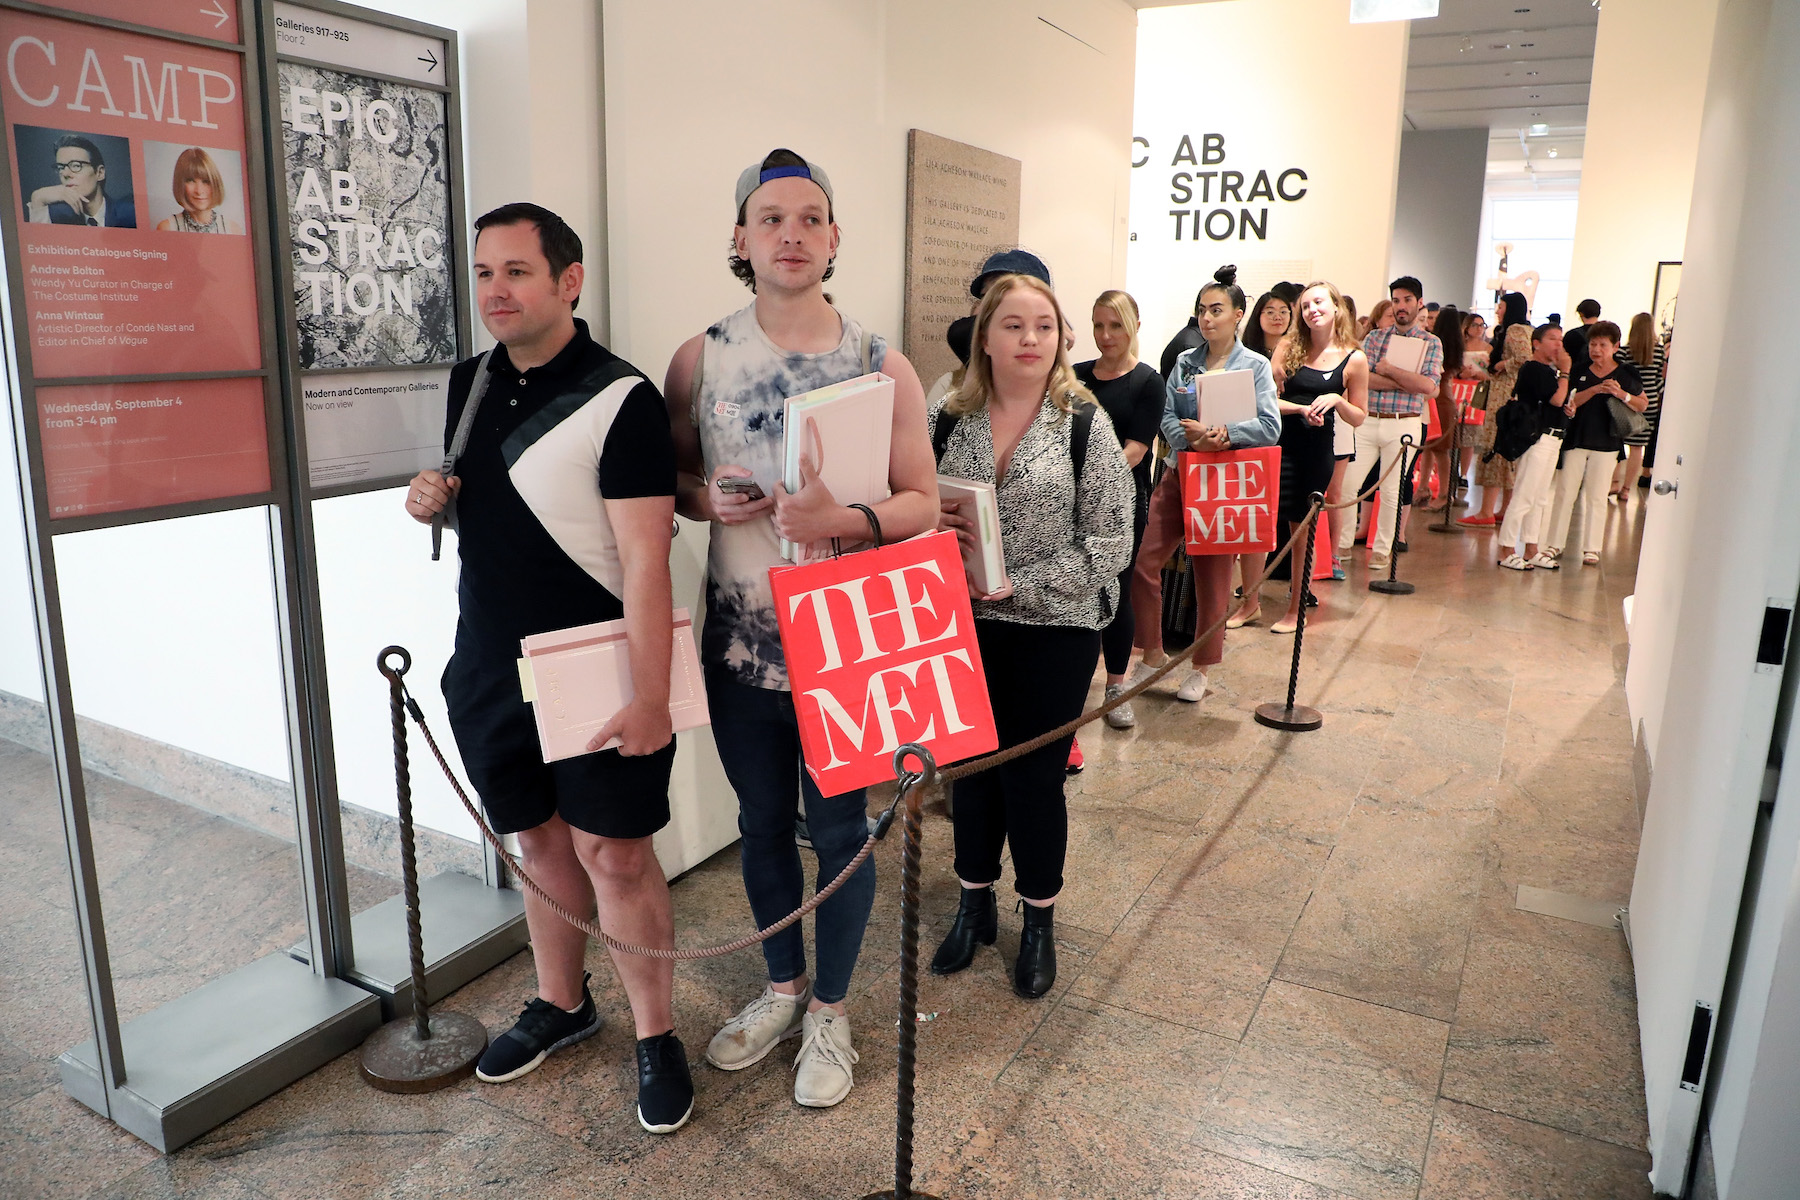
[1128,0,1408,353]
[1620,0,1800,1189]
[601,0,1136,379]
[1678,7,1800,1193]
[1390,128,1488,310]
[1567,0,1720,321]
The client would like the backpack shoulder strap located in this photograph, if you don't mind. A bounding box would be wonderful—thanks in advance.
[860,328,872,376]
[1069,400,1096,491]
[931,408,958,466]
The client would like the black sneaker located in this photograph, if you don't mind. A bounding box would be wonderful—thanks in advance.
[475,973,602,1083]
[636,1031,695,1134]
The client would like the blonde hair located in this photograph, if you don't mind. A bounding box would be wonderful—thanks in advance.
[1282,281,1358,377]
[1092,289,1141,360]
[172,147,225,211]
[948,274,1093,418]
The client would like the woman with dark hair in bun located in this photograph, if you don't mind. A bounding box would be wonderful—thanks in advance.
[1126,265,1280,706]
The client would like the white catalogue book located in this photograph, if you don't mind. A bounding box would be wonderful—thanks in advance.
[1196,368,1257,428]
[1382,333,1426,375]
[936,475,1006,596]
[517,608,709,763]
[781,371,895,561]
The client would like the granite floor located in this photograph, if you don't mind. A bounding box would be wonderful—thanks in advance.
[1,488,1655,1200]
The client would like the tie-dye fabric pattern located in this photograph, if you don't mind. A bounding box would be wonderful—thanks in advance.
[694,303,886,690]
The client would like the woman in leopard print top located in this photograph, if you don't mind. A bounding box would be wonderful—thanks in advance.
[927,273,1132,1000]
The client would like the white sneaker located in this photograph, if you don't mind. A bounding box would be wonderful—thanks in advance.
[705,983,808,1071]
[1128,659,1162,688]
[793,1007,859,1108]
[1103,683,1136,729]
[1175,670,1208,703]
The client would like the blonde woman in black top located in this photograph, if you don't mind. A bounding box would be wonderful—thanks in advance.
[1075,290,1163,729]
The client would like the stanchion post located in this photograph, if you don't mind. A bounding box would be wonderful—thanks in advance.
[862,744,943,1200]
[1256,497,1325,732]
[359,647,489,1094]
[1428,396,1465,534]
[1369,436,1418,596]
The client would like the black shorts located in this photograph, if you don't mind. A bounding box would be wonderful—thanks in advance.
[442,628,674,840]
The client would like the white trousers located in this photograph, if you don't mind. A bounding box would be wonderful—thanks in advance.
[1545,446,1616,555]
[1497,434,1561,554]
[1336,415,1422,558]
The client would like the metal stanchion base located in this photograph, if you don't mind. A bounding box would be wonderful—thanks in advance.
[1254,702,1323,732]
[1368,580,1416,595]
[861,1193,944,1199]
[359,1011,487,1094]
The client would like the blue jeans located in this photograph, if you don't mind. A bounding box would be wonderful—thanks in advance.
[705,671,875,1006]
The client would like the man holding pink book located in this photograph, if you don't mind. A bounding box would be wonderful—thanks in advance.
[403,203,694,1134]
[663,149,938,1108]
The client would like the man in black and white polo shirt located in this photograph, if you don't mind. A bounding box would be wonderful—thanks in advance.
[404,203,692,1134]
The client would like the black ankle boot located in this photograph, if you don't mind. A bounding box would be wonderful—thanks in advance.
[1014,901,1057,999]
[930,885,996,975]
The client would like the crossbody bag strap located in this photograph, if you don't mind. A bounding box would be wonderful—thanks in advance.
[431,351,491,561]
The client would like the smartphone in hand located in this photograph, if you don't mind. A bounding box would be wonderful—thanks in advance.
[716,477,765,501]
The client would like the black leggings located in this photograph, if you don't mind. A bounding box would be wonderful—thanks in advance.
[951,620,1100,901]
[1100,503,1149,677]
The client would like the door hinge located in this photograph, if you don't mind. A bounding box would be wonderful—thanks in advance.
[1679,1001,1715,1091]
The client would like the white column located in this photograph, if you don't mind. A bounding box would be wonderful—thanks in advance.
[1566,0,1721,319]
[1128,0,1408,347]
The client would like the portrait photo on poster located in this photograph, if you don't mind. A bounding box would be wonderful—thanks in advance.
[281,61,455,369]
[15,125,137,229]
[143,142,246,236]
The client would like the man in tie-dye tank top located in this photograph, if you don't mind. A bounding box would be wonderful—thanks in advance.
[663,149,938,1108]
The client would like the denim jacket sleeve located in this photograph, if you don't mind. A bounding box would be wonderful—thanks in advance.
[1161,349,1196,454]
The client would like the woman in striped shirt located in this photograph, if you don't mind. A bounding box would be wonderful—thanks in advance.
[1612,312,1665,502]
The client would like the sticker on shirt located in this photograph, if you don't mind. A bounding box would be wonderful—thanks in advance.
[713,400,741,419]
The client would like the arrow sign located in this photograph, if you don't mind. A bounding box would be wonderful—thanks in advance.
[417,47,438,73]
[201,0,229,29]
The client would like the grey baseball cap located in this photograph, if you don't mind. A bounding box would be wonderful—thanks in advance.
[735,150,834,218]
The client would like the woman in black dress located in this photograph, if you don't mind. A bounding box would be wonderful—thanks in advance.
[1075,290,1163,729]
[1227,290,1295,626]
[1270,282,1368,633]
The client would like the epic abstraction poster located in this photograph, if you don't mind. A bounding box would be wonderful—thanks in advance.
[278,35,457,490]
[280,61,453,369]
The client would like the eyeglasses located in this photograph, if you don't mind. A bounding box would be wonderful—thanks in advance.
[56,160,95,175]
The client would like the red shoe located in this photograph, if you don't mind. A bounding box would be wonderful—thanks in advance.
[1457,514,1498,526]
[1066,736,1085,775]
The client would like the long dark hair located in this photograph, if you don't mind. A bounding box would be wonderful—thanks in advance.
[1436,305,1465,378]
[1243,291,1291,359]
[1488,291,1529,371]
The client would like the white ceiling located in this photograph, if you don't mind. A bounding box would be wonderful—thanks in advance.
[1127,0,1599,177]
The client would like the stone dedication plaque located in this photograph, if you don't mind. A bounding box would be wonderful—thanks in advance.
[903,130,1021,389]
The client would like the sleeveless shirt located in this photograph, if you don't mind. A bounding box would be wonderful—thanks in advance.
[692,302,886,690]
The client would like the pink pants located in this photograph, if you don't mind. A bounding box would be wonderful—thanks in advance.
[1131,469,1233,668]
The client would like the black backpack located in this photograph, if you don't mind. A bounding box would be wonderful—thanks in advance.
[1489,396,1543,463]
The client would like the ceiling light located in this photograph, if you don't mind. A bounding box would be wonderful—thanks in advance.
[1458,35,1475,52]
[1515,6,1530,11]
[1529,93,1541,99]
[1349,0,1440,21]
[1526,70,1539,76]
[1529,123,1549,135]
[1548,148,1559,157]
[1521,42,1535,47]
